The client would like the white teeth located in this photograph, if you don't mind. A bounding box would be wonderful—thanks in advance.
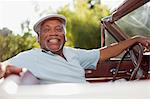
[49,39,58,43]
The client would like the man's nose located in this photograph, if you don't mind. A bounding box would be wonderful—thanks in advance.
[50,29,58,35]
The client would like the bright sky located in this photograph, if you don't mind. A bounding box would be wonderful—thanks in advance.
[0,0,123,35]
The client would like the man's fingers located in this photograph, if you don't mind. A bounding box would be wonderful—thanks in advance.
[0,68,5,79]
[144,48,150,52]
[7,65,22,73]
[0,63,5,78]
[0,64,22,78]
[4,65,22,77]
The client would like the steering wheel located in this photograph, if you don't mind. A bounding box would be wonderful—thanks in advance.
[113,43,144,81]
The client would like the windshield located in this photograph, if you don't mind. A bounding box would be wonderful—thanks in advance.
[116,1,150,37]
[104,1,150,58]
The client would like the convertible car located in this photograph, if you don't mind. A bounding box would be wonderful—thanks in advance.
[86,0,150,82]
[0,0,150,99]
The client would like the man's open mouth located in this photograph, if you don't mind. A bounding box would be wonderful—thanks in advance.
[47,38,60,44]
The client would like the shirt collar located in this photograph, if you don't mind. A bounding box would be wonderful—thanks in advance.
[41,49,55,56]
[41,47,66,56]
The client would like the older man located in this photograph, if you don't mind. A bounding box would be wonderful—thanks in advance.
[0,14,150,84]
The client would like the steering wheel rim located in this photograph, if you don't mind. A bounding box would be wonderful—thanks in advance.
[129,43,144,80]
[113,43,144,81]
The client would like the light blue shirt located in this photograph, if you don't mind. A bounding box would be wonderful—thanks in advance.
[2,47,100,84]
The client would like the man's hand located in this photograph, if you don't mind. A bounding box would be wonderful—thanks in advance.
[0,64,22,79]
[100,36,150,61]
[135,36,150,52]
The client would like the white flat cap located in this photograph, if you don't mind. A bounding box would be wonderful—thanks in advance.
[33,14,66,34]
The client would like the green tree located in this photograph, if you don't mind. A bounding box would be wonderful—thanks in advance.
[58,0,109,49]
[0,32,39,62]
[0,0,109,61]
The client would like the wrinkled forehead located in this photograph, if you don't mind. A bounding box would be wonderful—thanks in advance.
[41,18,65,27]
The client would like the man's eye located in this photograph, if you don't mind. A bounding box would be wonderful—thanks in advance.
[56,27,63,32]
[42,28,50,33]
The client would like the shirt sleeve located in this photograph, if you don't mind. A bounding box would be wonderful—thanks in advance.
[1,50,33,68]
[75,48,100,69]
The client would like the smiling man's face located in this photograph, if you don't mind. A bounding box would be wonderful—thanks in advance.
[38,19,66,53]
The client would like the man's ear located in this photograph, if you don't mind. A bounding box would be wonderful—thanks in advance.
[37,35,40,43]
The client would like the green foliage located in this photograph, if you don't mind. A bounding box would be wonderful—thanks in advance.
[0,32,39,62]
[0,0,109,61]
[58,0,109,49]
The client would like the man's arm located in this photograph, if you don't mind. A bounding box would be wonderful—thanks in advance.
[0,63,39,85]
[100,36,150,62]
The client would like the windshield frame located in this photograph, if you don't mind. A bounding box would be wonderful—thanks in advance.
[101,0,150,47]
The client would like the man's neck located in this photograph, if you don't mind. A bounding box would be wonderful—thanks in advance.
[42,47,66,60]
[52,49,66,60]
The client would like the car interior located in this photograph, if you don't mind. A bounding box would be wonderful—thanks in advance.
[85,0,150,83]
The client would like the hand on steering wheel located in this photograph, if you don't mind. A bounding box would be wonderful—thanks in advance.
[113,43,144,81]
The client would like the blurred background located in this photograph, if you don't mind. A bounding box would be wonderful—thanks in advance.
[0,0,113,62]
[2,0,149,62]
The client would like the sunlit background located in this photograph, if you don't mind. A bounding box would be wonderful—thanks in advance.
[0,0,122,35]
[0,0,134,62]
